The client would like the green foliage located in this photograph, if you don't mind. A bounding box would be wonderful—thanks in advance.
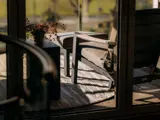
[26,0,51,17]
[0,0,7,18]
[42,8,59,22]
[26,32,33,39]
[0,0,154,18]
[88,0,115,15]
[89,28,96,32]
[136,0,152,10]
[0,0,116,18]
[0,32,7,35]
[55,0,77,16]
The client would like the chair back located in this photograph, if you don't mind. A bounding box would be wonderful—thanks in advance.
[109,26,117,42]
[108,17,118,43]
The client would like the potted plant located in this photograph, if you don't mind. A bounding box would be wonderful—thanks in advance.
[26,18,66,47]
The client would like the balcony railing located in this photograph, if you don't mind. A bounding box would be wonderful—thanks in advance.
[0,34,57,119]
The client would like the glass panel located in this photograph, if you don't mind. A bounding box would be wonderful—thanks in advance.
[136,0,152,10]
[56,0,79,31]
[26,0,118,116]
[26,0,78,34]
[0,0,7,101]
[0,41,6,102]
[133,0,160,106]
[82,0,116,34]
[0,0,7,35]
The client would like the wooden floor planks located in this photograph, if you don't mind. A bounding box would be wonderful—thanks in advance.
[0,54,160,111]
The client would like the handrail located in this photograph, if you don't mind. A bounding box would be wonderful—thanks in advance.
[0,34,57,107]
[0,34,57,77]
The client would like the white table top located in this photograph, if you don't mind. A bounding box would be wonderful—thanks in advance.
[26,39,59,48]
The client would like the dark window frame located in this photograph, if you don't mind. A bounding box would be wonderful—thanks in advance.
[5,0,160,119]
[127,0,160,113]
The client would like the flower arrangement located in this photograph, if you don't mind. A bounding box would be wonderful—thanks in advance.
[26,18,66,47]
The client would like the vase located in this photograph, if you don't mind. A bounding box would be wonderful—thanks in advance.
[32,30,45,48]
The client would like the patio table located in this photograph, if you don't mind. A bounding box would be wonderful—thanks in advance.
[26,39,60,100]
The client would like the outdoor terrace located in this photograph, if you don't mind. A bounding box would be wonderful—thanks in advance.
[0,53,159,112]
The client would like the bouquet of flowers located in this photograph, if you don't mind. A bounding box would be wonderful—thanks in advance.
[26,18,66,47]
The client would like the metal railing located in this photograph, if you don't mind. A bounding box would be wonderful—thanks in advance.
[0,34,57,119]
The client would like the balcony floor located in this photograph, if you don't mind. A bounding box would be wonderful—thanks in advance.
[0,54,160,112]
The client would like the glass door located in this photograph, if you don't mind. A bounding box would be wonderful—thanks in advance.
[0,0,7,108]
[127,0,160,114]
[25,0,129,119]
[0,0,7,35]
[3,0,139,119]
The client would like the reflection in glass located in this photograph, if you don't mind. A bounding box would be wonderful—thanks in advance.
[0,0,7,35]
[136,0,152,10]
[0,0,7,100]
[0,41,7,101]
[133,0,160,106]
[25,0,118,113]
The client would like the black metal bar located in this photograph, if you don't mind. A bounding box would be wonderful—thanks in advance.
[0,35,57,119]
[125,0,135,110]
[116,0,129,112]
[78,0,82,30]
[0,35,57,76]
[6,0,23,119]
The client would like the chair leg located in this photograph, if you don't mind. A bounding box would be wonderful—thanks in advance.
[71,52,78,84]
[64,49,70,77]
[71,34,79,84]
[108,80,113,90]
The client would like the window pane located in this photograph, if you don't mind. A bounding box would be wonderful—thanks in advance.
[82,0,116,34]
[133,0,160,106]
[56,0,79,31]
[136,0,153,10]
[26,0,78,33]
[25,0,118,116]
[0,0,7,102]
[0,0,7,35]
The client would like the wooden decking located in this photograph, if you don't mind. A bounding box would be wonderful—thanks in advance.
[0,53,160,112]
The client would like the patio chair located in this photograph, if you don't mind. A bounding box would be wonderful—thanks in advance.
[71,26,117,89]
[71,9,160,89]
[47,31,109,77]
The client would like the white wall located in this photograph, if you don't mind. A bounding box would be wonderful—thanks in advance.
[153,0,159,8]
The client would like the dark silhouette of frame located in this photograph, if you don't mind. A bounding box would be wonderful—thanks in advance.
[71,9,160,90]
